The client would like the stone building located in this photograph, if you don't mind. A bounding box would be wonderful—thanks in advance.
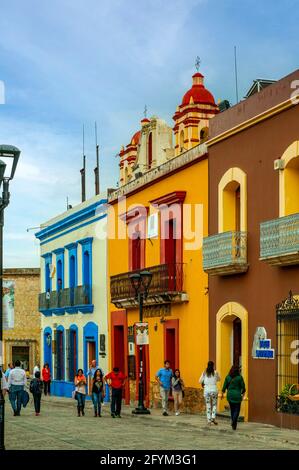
[3,268,41,373]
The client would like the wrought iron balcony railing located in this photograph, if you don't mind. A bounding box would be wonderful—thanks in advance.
[74,284,92,305]
[110,263,188,309]
[39,292,50,311]
[203,231,248,276]
[38,285,92,312]
[260,213,299,266]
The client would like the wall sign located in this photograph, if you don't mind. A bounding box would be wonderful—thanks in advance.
[252,327,275,359]
[135,322,149,345]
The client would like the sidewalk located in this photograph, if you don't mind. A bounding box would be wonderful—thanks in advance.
[45,395,299,448]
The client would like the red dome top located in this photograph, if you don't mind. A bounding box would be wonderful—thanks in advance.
[181,73,215,106]
[130,130,141,146]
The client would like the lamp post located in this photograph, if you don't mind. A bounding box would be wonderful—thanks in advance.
[130,270,152,415]
[0,145,20,451]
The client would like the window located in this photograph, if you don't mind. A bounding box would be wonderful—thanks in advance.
[68,327,77,382]
[79,238,93,304]
[218,168,247,233]
[277,292,299,415]
[280,142,299,216]
[223,181,241,232]
[200,126,208,143]
[132,233,141,270]
[55,327,65,381]
[180,130,184,152]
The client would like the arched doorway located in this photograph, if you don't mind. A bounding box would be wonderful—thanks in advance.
[216,302,248,421]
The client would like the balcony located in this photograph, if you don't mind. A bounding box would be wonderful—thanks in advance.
[203,231,248,276]
[260,213,299,266]
[38,285,93,316]
[110,263,188,309]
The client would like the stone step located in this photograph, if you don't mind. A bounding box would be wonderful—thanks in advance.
[217,409,244,422]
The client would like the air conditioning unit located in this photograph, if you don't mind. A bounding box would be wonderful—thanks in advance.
[274,159,284,170]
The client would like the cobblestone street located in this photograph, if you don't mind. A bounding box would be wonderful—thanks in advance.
[4,396,299,450]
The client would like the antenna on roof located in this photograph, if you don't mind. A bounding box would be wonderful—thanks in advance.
[195,56,201,72]
[80,124,86,202]
[234,46,239,104]
[94,121,100,196]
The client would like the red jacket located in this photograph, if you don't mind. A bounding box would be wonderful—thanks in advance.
[42,367,51,382]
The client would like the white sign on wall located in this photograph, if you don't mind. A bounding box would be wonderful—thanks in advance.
[252,327,275,359]
[147,213,159,239]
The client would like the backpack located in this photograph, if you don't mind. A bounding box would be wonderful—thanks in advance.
[30,378,42,394]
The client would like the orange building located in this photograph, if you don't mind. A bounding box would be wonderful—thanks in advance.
[107,72,218,410]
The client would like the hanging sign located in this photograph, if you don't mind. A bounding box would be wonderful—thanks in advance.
[135,322,149,345]
[252,327,275,359]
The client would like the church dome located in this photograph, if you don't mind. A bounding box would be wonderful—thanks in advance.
[181,73,215,106]
[130,130,141,146]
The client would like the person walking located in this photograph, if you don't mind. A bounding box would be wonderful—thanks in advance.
[172,369,185,416]
[155,360,173,416]
[92,368,105,417]
[30,371,43,416]
[8,359,27,416]
[33,363,40,377]
[4,363,13,380]
[105,367,126,418]
[74,369,87,417]
[221,365,246,430]
[42,363,51,396]
[199,361,221,425]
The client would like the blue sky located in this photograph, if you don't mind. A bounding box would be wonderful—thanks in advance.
[0,0,298,267]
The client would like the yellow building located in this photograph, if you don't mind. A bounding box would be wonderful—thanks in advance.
[108,72,218,411]
[3,268,40,374]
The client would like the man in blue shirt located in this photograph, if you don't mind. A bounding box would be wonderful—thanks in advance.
[155,360,173,416]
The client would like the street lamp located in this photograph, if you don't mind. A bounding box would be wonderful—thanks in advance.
[0,145,20,451]
[130,270,152,415]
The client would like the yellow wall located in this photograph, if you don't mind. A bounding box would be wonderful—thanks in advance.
[108,158,209,388]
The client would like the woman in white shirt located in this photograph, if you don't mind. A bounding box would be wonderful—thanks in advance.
[199,361,220,425]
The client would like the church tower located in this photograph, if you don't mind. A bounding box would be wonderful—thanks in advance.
[173,72,219,157]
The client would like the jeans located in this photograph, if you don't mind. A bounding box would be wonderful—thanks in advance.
[172,390,183,413]
[76,392,86,410]
[92,392,102,415]
[111,388,122,416]
[229,401,241,428]
[43,381,50,396]
[33,393,41,413]
[204,392,218,422]
[9,385,24,414]
[160,388,170,413]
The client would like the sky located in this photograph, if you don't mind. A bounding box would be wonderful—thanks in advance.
[0,0,298,267]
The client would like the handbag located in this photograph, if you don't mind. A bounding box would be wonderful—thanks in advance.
[72,390,78,400]
[21,390,30,408]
